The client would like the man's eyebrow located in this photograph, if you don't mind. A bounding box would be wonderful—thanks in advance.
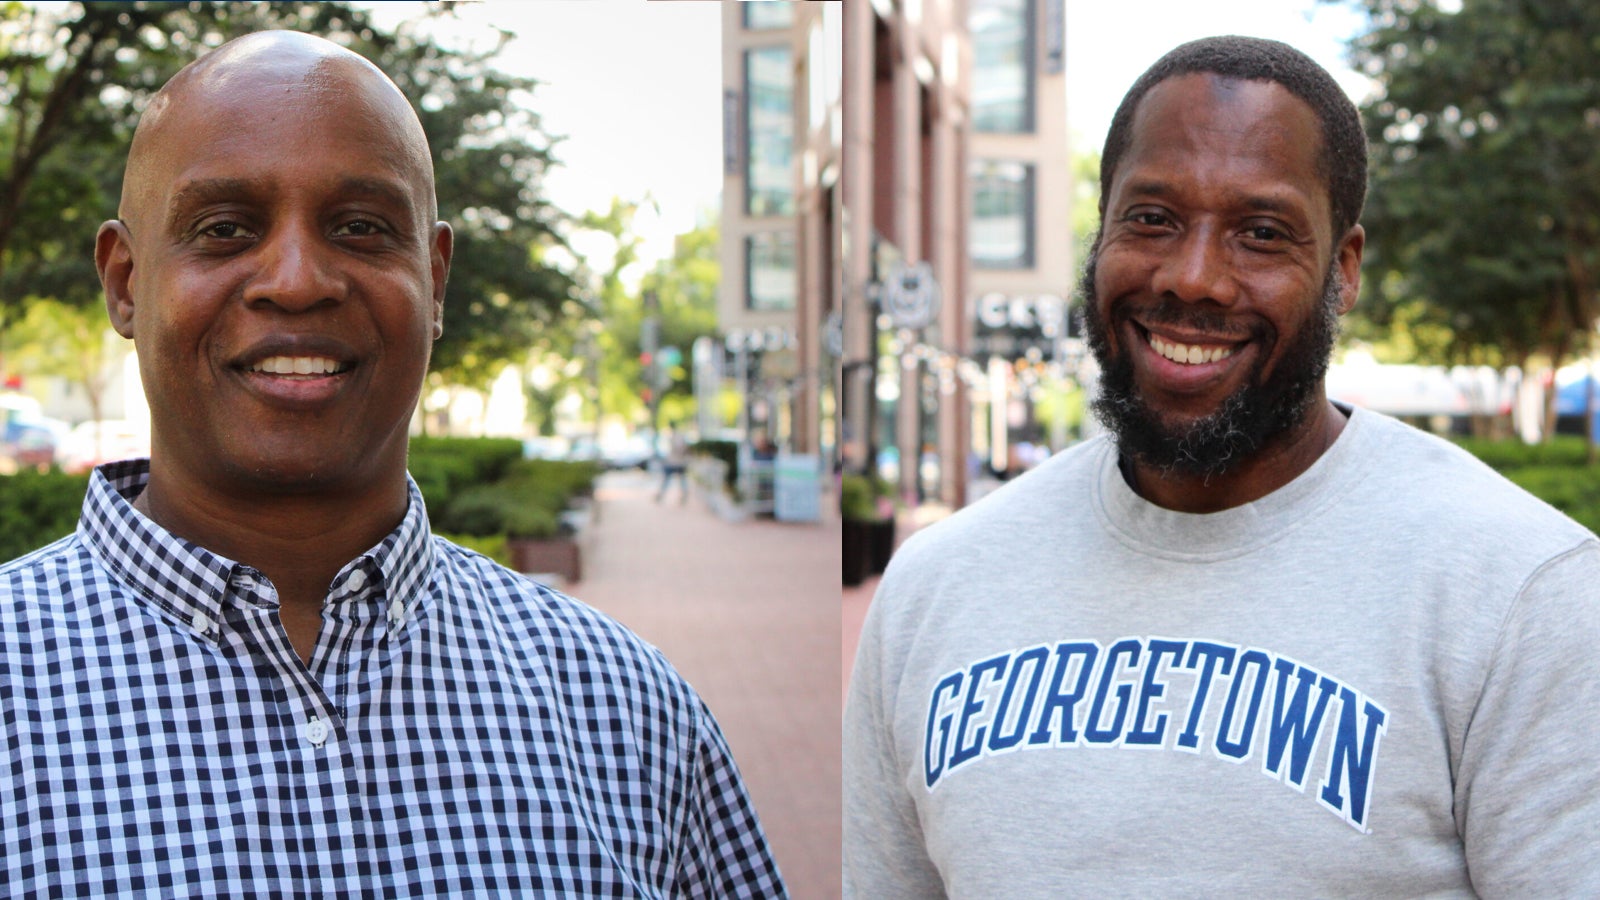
[165,175,417,224]
[166,177,260,219]
[1117,178,1308,218]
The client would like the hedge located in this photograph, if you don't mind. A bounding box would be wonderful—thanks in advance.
[1454,436,1600,534]
[0,469,91,563]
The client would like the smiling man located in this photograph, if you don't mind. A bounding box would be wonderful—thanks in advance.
[0,31,784,897]
[844,36,1600,896]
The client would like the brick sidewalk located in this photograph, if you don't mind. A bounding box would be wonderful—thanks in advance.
[564,469,841,899]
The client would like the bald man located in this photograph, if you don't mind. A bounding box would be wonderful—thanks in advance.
[0,32,785,897]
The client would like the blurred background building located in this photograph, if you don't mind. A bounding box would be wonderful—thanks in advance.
[841,0,1069,511]
[718,1,842,463]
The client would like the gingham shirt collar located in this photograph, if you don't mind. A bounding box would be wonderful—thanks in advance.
[79,458,435,640]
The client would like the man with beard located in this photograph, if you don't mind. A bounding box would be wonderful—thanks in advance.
[844,36,1600,896]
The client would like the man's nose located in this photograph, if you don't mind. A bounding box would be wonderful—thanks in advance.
[1148,227,1238,306]
[245,224,343,312]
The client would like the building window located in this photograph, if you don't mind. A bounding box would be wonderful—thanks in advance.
[970,0,1034,133]
[745,46,795,217]
[744,1,794,30]
[747,231,797,311]
[971,161,1035,269]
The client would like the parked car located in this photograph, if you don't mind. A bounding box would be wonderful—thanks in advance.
[0,393,68,474]
[58,420,150,474]
[601,434,656,471]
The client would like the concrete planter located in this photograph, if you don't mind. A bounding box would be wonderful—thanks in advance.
[509,536,582,584]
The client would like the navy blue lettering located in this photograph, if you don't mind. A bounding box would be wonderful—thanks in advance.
[987,647,1050,753]
[1320,688,1389,830]
[949,653,1009,769]
[923,672,964,788]
[1177,642,1236,750]
[1025,641,1100,746]
[1127,639,1188,746]
[1215,649,1271,760]
[1085,638,1142,744]
[1263,659,1338,788]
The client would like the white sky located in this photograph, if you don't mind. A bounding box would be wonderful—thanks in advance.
[361,0,725,274]
[1066,0,1376,155]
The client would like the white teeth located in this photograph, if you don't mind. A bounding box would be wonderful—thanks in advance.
[1149,334,1235,366]
[252,356,342,376]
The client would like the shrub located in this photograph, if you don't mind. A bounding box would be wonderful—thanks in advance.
[1452,435,1588,471]
[840,472,894,522]
[691,439,739,491]
[437,483,562,539]
[409,437,525,515]
[0,469,91,562]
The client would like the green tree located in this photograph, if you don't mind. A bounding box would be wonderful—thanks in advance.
[1345,0,1600,442]
[4,297,119,426]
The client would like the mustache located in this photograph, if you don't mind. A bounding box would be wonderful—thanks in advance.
[1118,303,1267,344]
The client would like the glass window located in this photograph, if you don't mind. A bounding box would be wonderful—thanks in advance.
[970,161,1034,269]
[970,0,1033,133]
[744,1,794,30]
[747,231,797,311]
[746,46,795,217]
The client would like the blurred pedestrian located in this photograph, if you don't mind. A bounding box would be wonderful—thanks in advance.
[657,420,690,504]
[0,31,785,897]
[846,35,1600,897]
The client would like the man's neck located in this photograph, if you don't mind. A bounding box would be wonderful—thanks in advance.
[133,468,409,663]
[1123,398,1350,514]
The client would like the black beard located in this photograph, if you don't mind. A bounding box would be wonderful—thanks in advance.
[1080,249,1343,480]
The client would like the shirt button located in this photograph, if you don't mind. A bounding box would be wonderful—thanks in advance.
[303,717,330,747]
[346,568,367,592]
[388,599,406,626]
[191,611,213,636]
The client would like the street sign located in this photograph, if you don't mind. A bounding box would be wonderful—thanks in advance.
[774,453,822,522]
[880,261,940,330]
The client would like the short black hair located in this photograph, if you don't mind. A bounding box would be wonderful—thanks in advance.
[1099,35,1367,239]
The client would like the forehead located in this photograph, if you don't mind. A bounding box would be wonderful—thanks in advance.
[1112,73,1329,223]
[133,61,429,223]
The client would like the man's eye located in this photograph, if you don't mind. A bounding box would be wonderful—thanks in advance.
[201,222,252,239]
[335,219,383,237]
[1128,211,1170,228]
[1248,226,1284,242]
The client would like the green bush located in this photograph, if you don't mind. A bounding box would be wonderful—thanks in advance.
[435,532,512,567]
[0,469,91,562]
[437,483,562,539]
[840,472,894,522]
[408,437,526,519]
[1453,435,1588,471]
[691,439,739,491]
[1502,466,1600,534]
[1454,436,1600,533]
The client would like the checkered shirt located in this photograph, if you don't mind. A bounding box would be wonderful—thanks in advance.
[0,460,786,898]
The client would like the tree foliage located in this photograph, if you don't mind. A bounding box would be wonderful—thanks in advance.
[0,1,575,388]
[1348,0,1600,378]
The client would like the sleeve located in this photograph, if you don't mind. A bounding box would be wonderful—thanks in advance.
[1457,539,1600,897]
[842,580,947,899]
[672,700,789,899]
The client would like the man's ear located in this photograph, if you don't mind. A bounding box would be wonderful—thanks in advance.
[430,221,453,340]
[96,220,137,339]
[1335,224,1365,316]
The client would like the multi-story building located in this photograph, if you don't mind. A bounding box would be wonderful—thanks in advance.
[841,0,973,508]
[718,0,841,465]
[966,0,1072,483]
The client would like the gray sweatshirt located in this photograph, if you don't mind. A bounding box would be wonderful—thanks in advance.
[844,406,1600,897]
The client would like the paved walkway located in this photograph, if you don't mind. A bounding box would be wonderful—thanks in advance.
[564,469,840,899]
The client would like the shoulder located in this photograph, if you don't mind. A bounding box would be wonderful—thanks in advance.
[430,536,701,711]
[1349,411,1595,555]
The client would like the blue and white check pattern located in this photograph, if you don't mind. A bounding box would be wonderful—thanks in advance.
[0,459,786,898]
